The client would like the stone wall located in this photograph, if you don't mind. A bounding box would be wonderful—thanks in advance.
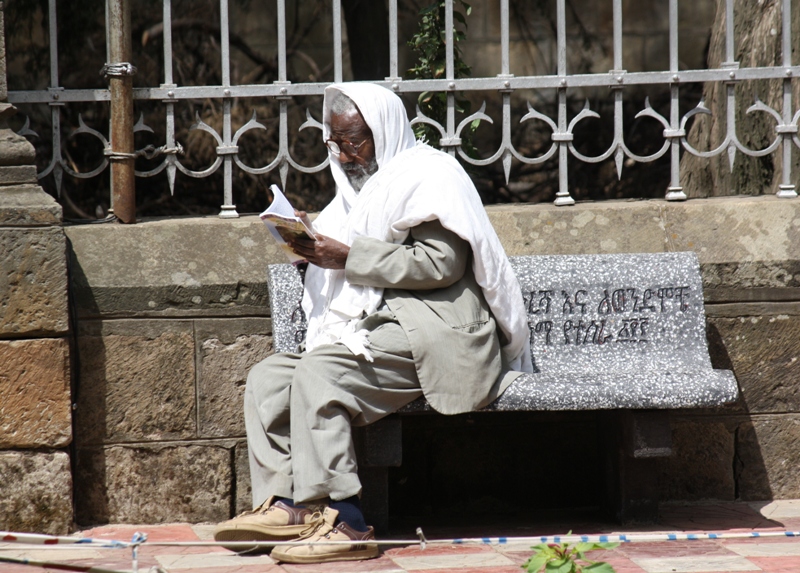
[0,178,73,538]
[63,195,800,526]
[227,0,714,84]
[65,217,281,524]
[0,1,73,533]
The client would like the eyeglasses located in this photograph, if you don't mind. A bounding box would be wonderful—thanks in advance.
[325,138,368,158]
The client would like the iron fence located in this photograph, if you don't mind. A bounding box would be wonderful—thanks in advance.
[7,0,800,218]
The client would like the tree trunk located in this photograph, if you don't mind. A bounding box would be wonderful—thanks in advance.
[342,0,390,81]
[680,0,799,197]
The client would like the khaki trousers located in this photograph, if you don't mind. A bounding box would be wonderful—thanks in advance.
[244,311,423,506]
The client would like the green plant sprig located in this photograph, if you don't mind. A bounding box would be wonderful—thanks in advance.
[406,0,480,157]
[521,534,619,573]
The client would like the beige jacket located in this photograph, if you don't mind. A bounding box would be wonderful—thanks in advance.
[345,220,522,415]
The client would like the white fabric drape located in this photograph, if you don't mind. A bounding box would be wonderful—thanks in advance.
[302,83,532,372]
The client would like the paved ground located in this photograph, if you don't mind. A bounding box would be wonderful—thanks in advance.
[3,501,800,572]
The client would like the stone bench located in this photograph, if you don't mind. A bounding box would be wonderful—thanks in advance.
[266,252,739,530]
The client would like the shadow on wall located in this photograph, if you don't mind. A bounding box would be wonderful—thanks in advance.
[72,349,111,524]
[66,243,110,524]
[707,323,773,502]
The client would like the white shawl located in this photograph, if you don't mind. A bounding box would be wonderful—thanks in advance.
[302,83,532,373]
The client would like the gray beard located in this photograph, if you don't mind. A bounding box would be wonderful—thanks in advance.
[342,158,378,192]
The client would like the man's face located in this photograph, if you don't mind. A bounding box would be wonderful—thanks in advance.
[329,108,378,191]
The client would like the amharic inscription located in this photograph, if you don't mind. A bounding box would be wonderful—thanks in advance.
[523,285,690,348]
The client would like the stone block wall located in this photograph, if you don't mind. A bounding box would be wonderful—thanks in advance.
[62,195,800,527]
[0,1,73,532]
[65,218,280,524]
[0,136,73,534]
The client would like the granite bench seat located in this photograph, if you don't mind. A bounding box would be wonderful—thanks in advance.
[266,251,739,529]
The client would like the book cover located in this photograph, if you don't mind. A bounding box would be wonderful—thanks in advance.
[260,184,316,264]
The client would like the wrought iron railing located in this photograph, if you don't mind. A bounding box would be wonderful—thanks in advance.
[7,0,800,218]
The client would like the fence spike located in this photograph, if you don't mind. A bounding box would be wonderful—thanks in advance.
[727,143,736,172]
[54,163,64,198]
[280,161,288,191]
[167,161,176,195]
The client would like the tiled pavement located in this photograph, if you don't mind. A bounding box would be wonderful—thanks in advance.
[2,501,800,573]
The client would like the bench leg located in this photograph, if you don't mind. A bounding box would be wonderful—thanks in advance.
[601,410,672,523]
[354,415,402,534]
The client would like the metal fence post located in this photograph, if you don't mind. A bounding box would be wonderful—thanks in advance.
[0,2,5,103]
[777,0,797,198]
[553,0,575,206]
[106,0,136,223]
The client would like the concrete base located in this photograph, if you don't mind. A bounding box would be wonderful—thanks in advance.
[58,195,800,525]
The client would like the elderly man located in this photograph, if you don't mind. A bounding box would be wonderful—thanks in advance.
[213,83,532,564]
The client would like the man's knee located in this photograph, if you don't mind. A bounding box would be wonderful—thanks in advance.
[293,349,346,387]
[246,352,295,404]
[248,352,282,380]
[291,349,360,413]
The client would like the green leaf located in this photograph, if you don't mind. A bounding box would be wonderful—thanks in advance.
[545,558,576,573]
[583,562,617,573]
[575,542,619,553]
[522,554,550,573]
[407,0,475,153]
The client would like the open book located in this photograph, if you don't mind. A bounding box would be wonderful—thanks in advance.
[259,184,316,265]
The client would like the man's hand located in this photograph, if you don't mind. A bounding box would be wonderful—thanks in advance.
[289,234,350,269]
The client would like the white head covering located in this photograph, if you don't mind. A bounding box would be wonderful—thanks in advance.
[322,83,416,213]
[304,83,532,373]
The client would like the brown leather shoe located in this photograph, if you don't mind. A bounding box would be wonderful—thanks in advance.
[270,507,379,563]
[213,496,326,552]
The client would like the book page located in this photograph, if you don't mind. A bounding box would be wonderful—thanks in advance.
[262,184,296,218]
